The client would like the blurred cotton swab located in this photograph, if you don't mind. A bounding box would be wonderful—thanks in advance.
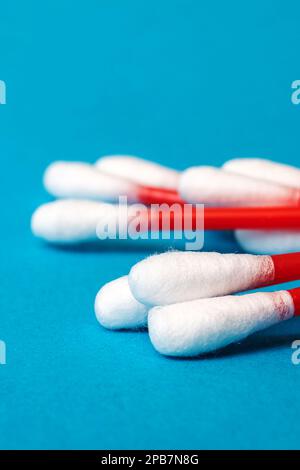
[31,200,300,244]
[179,166,300,206]
[44,161,182,205]
[235,230,300,255]
[223,158,300,188]
[223,158,300,254]
[31,199,121,243]
[95,155,180,190]
[148,288,300,357]
[45,159,300,208]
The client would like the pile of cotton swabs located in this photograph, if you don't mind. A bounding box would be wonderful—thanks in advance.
[31,155,300,356]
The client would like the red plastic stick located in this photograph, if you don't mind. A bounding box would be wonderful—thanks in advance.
[137,186,184,205]
[288,287,300,316]
[272,253,300,284]
[151,206,300,230]
[203,206,300,230]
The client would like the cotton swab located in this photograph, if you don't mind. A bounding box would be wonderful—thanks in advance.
[96,251,300,330]
[31,200,300,244]
[31,199,158,244]
[31,199,127,243]
[222,158,300,254]
[148,288,300,356]
[44,160,300,208]
[129,251,300,307]
[95,276,148,329]
[235,230,300,255]
[44,161,182,205]
[179,166,300,206]
[31,198,192,244]
[95,155,180,190]
[223,158,300,188]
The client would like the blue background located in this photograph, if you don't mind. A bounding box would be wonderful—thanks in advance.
[0,0,300,449]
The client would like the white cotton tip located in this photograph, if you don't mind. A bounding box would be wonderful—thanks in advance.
[95,276,148,329]
[148,290,295,356]
[223,158,300,189]
[179,166,300,206]
[43,161,137,202]
[129,251,274,306]
[31,199,123,243]
[235,230,300,255]
[95,155,180,189]
[31,199,150,244]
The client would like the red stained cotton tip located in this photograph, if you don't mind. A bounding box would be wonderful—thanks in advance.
[91,251,300,330]
[129,251,275,306]
[148,290,295,357]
